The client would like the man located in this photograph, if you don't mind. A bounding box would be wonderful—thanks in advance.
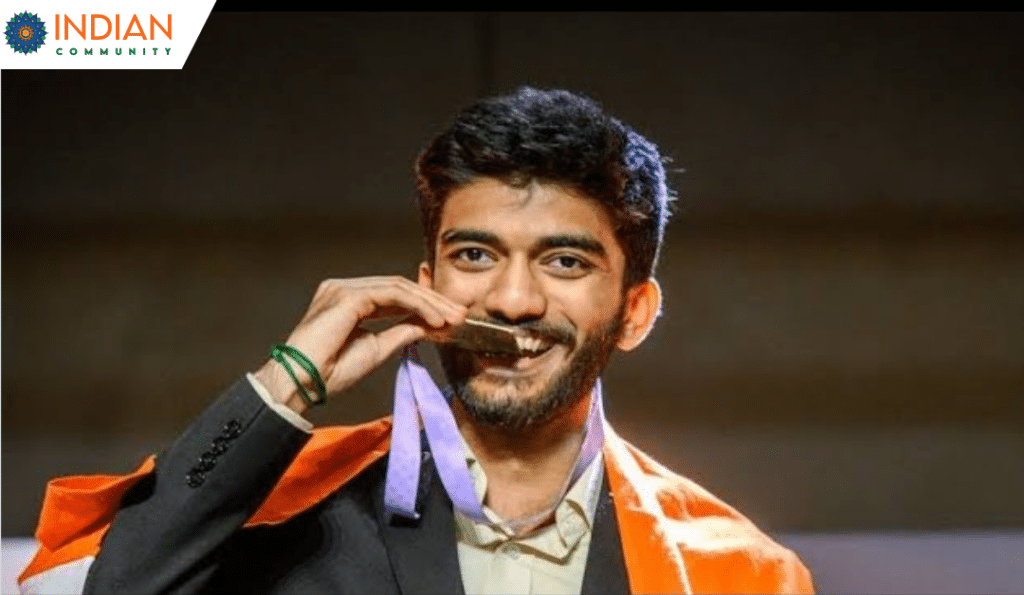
[19,88,814,594]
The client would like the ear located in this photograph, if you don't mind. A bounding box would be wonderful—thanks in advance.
[616,278,662,352]
[417,261,433,288]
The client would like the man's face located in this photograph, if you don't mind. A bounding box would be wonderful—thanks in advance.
[419,177,629,430]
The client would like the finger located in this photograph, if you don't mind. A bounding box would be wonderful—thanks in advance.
[355,306,426,324]
[347,283,455,329]
[389,284,467,327]
[314,277,467,325]
[370,276,467,324]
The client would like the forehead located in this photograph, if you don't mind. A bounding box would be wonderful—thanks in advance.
[438,178,618,244]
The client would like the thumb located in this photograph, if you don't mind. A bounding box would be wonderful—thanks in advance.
[371,322,429,365]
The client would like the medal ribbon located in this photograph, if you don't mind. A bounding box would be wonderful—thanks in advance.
[383,343,605,524]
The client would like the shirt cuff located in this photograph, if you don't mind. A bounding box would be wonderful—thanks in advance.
[246,372,314,433]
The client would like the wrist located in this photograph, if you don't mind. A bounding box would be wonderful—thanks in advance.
[254,360,310,415]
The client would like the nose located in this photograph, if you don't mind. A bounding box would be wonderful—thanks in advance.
[482,256,547,324]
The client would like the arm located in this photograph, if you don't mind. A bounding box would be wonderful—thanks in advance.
[18,374,308,595]
[20,276,467,595]
[83,377,312,594]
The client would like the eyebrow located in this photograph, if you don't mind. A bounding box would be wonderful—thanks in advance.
[439,228,607,258]
[535,234,607,257]
[440,228,503,248]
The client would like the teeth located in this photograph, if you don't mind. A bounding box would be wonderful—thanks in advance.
[505,334,558,357]
[512,336,550,356]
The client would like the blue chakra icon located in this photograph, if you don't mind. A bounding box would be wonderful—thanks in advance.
[5,12,47,54]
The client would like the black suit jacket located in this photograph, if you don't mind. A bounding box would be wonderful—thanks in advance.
[82,379,631,594]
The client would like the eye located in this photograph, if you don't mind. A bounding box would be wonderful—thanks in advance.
[450,247,496,269]
[545,254,593,277]
[460,248,489,262]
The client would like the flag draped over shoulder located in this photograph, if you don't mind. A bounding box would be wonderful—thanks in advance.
[20,417,813,594]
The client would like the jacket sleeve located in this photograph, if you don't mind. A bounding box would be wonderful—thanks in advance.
[20,377,312,595]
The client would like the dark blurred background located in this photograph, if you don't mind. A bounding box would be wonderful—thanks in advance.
[3,11,1023,548]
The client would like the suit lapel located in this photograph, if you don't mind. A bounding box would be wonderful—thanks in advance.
[374,443,630,594]
[375,450,466,595]
[581,467,631,594]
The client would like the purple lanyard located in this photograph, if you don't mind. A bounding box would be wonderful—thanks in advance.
[384,344,606,524]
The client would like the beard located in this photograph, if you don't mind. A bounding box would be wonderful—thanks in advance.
[438,310,624,431]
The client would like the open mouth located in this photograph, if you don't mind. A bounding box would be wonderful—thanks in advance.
[440,318,574,374]
[475,334,560,371]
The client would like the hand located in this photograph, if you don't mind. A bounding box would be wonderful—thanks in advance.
[254,276,467,414]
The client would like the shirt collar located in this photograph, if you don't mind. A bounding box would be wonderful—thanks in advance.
[452,430,604,561]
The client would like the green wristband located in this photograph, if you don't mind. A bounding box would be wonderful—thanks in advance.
[270,343,327,407]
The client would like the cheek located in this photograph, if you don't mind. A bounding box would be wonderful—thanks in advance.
[431,266,488,305]
[548,280,620,326]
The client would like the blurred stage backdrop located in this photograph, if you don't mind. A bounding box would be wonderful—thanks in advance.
[3,12,1023,593]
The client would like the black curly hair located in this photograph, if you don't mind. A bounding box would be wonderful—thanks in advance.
[415,87,675,289]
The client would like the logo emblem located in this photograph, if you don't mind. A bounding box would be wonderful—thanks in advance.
[5,12,47,54]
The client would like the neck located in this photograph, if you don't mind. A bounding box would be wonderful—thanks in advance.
[453,391,593,534]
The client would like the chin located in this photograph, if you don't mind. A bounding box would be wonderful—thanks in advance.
[441,347,599,431]
[469,368,560,406]
[455,372,580,431]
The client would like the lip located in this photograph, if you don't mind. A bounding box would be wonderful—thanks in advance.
[474,343,565,378]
